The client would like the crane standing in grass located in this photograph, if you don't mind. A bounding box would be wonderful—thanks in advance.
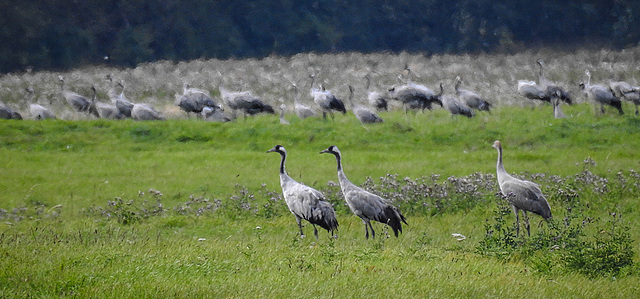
[320,145,406,239]
[492,140,551,237]
[580,70,624,115]
[267,145,338,239]
[310,74,346,120]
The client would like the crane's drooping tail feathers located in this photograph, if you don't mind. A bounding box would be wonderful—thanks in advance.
[383,205,407,237]
[310,201,339,234]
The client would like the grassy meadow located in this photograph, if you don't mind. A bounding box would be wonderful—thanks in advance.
[2,48,640,297]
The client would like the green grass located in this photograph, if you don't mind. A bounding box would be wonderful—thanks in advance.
[1,102,640,297]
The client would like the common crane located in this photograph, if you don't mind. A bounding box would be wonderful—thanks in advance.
[454,76,491,112]
[580,70,623,115]
[492,140,551,237]
[310,74,346,120]
[320,145,407,239]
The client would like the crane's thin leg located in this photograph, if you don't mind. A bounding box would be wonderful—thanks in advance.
[313,225,319,240]
[512,206,520,238]
[363,220,370,239]
[368,222,376,239]
[635,104,638,116]
[523,211,531,237]
[296,216,305,238]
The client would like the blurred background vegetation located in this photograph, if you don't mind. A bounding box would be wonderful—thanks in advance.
[1,0,639,74]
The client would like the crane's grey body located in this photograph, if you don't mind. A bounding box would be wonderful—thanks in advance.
[492,140,551,237]
[537,60,572,105]
[320,145,406,239]
[220,87,274,118]
[30,104,56,120]
[59,76,98,117]
[610,81,640,115]
[309,75,346,120]
[292,84,317,119]
[517,60,571,105]
[106,76,134,118]
[388,81,443,113]
[442,94,474,118]
[455,76,491,112]
[201,106,231,122]
[93,101,122,119]
[580,70,623,115]
[176,83,217,116]
[388,67,443,113]
[347,85,383,124]
[0,102,22,119]
[131,103,164,120]
[25,87,56,120]
[267,145,338,239]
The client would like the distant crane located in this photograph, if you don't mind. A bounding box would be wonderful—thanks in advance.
[347,85,383,124]
[219,87,274,119]
[320,145,407,239]
[310,74,346,120]
[267,145,338,239]
[610,80,640,116]
[201,106,231,122]
[26,87,56,120]
[580,70,623,115]
[454,76,491,112]
[131,103,164,120]
[59,76,98,117]
[0,102,22,119]
[175,83,218,117]
[492,140,551,237]
[388,67,443,113]
[291,83,317,120]
[106,75,134,118]
[365,74,388,111]
[441,94,474,118]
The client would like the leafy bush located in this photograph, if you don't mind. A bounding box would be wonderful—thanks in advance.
[477,193,636,278]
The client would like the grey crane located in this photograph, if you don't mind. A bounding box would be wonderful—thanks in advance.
[347,85,383,124]
[537,60,572,105]
[292,83,317,119]
[518,60,571,105]
[175,83,217,117]
[106,76,134,118]
[201,106,231,122]
[59,76,98,117]
[0,102,22,120]
[492,140,551,237]
[365,74,388,111]
[310,74,347,120]
[320,145,407,239]
[441,94,474,118]
[267,145,338,239]
[26,87,56,120]
[131,103,164,120]
[219,86,274,119]
[279,103,290,125]
[551,91,566,119]
[579,70,623,115]
[387,67,443,113]
[454,76,491,112]
[609,80,640,116]
[89,86,122,119]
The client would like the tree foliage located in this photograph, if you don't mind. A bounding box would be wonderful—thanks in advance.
[1,0,639,73]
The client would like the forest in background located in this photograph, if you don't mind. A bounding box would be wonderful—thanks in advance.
[1,0,639,74]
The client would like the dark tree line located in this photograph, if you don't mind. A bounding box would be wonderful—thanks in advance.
[1,0,639,73]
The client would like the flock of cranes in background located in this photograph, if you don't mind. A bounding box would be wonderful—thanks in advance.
[2,60,640,122]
